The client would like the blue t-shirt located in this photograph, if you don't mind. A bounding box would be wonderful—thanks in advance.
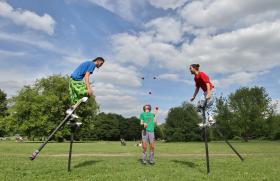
[71,61,96,81]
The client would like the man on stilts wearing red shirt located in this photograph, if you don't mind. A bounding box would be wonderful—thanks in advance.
[189,64,216,128]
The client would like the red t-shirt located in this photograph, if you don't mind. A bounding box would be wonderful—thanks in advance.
[194,72,214,92]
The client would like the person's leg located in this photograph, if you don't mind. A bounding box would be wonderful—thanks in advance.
[69,79,87,106]
[148,132,155,164]
[69,79,78,105]
[205,91,216,125]
[142,131,148,164]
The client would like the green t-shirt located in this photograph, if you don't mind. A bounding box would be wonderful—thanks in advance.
[140,112,155,132]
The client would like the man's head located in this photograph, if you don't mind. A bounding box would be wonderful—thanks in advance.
[189,64,200,74]
[143,104,151,112]
[93,57,105,68]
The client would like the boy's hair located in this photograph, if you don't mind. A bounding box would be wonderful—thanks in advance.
[93,57,105,62]
[190,64,200,70]
[143,104,151,112]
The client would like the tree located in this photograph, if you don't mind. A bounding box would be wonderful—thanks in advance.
[155,124,165,140]
[8,75,98,140]
[0,89,8,136]
[165,102,202,142]
[118,114,129,140]
[267,114,280,140]
[212,96,235,140]
[228,87,273,141]
[125,116,141,141]
[74,96,99,140]
[93,113,120,141]
[91,113,142,141]
[0,89,7,117]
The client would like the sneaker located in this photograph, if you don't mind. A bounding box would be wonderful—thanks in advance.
[198,122,206,129]
[208,116,216,126]
[149,160,155,165]
[71,113,79,119]
[198,121,215,129]
[66,108,73,115]
[76,122,82,127]
[142,160,148,165]
[198,121,211,129]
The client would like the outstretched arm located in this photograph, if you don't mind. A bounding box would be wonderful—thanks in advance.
[205,83,211,100]
[84,72,92,96]
[191,87,199,101]
[154,108,158,123]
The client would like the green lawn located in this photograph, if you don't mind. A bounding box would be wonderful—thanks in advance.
[0,141,279,181]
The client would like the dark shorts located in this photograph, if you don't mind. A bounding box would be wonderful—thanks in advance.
[142,131,155,144]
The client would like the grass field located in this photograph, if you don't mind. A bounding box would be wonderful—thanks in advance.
[0,141,280,181]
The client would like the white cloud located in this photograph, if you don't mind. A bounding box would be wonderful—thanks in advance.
[181,21,280,74]
[145,17,184,44]
[0,49,26,57]
[272,99,280,114]
[112,33,151,66]
[111,9,280,89]
[0,1,55,35]
[94,62,141,87]
[213,72,260,88]
[180,0,280,35]
[145,41,185,69]
[91,62,149,117]
[0,68,51,97]
[112,31,186,68]
[94,82,143,117]
[148,0,189,10]
[0,80,24,97]
[158,73,179,81]
[112,20,280,77]
[0,32,56,51]
[86,0,146,21]
[0,31,87,59]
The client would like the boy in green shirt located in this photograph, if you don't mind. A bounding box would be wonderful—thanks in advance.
[140,104,158,164]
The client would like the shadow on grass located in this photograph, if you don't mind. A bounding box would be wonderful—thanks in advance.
[74,160,102,169]
[137,159,154,165]
[138,159,145,165]
[172,160,196,168]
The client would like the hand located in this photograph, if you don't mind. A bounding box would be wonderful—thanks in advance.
[190,96,195,102]
[144,123,148,128]
[205,93,211,100]
[155,106,159,113]
[87,89,93,97]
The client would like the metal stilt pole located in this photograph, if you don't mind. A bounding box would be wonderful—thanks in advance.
[202,104,210,174]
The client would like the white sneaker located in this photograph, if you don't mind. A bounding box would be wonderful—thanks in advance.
[66,108,73,115]
[198,122,206,129]
[208,116,216,126]
[76,122,82,126]
[198,121,214,129]
[142,160,148,165]
[71,113,79,119]
[149,160,155,165]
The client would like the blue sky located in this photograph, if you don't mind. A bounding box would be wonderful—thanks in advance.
[0,0,280,122]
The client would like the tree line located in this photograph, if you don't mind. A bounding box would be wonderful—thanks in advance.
[164,87,280,142]
[0,75,279,142]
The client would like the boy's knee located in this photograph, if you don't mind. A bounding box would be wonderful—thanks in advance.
[150,143,155,150]
[142,142,147,150]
